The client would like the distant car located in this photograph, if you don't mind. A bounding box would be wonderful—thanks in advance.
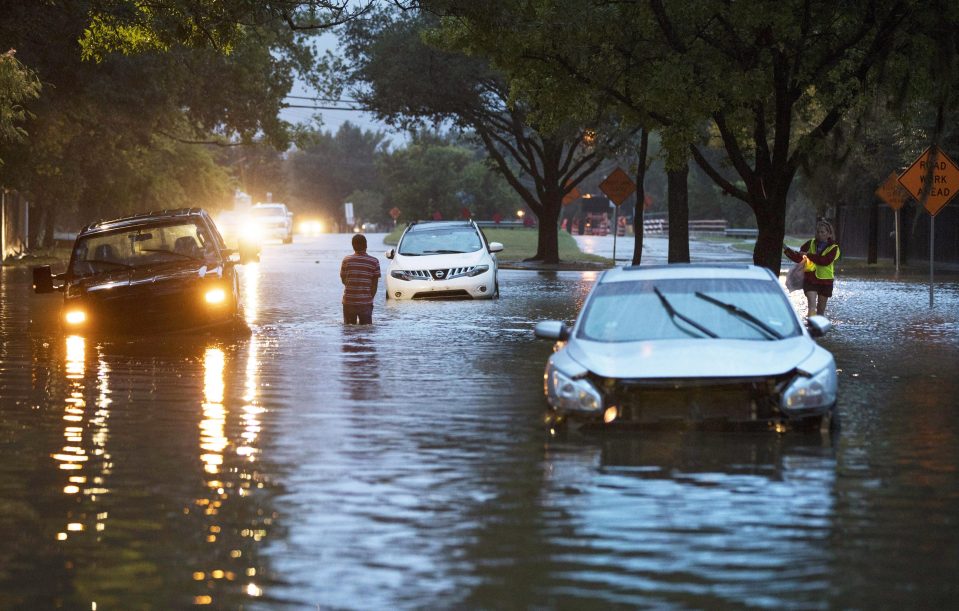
[250,202,294,244]
[385,220,503,300]
[32,208,255,334]
[534,264,838,432]
[214,209,261,261]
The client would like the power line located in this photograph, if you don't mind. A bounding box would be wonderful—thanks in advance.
[285,95,361,104]
[283,103,368,111]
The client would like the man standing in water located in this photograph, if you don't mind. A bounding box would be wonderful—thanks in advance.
[340,234,380,325]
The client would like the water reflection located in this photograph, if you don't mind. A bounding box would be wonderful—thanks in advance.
[54,335,112,543]
[340,328,381,403]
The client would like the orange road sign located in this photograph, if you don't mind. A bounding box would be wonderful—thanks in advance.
[875,172,911,210]
[897,145,959,216]
[599,167,636,206]
[389,207,401,220]
[562,186,581,206]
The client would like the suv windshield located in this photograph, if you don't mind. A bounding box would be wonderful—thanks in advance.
[69,220,218,278]
[578,278,801,341]
[398,226,483,255]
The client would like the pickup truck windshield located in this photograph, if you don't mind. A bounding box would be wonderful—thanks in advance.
[69,220,217,278]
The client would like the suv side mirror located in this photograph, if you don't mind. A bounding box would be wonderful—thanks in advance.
[385,248,395,259]
[32,266,55,294]
[489,242,504,253]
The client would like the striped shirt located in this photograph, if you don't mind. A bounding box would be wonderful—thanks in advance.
[341,252,381,305]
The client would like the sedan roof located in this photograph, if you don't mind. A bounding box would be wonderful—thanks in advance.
[600,263,777,284]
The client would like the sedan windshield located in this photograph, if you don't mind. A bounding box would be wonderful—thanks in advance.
[398,227,483,255]
[69,221,218,278]
[578,278,801,341]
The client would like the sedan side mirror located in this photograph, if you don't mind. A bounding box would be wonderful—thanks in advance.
[32,265,55,294]
[385,248,395,259]
[534,320,570,341]
[806,315,831,337]
[489,241,504,253]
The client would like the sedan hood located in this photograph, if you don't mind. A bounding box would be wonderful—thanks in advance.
[566,336,816,379]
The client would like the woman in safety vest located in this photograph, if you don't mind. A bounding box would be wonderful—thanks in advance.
[784,219,840,317]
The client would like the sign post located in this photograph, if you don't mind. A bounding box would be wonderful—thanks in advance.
[599,168,636,263]
[897,145,959,307]
[875,172,910,273]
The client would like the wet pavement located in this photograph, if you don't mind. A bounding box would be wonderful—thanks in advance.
[1,232,958,608]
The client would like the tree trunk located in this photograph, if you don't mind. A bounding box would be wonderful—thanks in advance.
[43,201,57,248]
[667,163,689,264]
[752,195,787,273]
[632,130,649,266]
[534,194,562,264]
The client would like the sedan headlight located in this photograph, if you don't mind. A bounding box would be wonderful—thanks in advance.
[781,366,837,412]
[547,364,603,413]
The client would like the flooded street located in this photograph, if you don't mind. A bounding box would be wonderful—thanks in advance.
[2,233,958,608]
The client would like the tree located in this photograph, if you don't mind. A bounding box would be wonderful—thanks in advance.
[334,8,624,263]
[428,0,922,272]
[0,49,41,158]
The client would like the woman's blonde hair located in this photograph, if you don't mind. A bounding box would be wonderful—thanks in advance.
[816,219,835,240]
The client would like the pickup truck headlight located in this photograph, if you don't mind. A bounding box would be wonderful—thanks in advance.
[204,288,227,304]
[781,365,837,412]
[547,363,603,413]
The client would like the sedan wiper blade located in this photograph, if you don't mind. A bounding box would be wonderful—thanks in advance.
[694,291,783,340]
[653,287,717,338]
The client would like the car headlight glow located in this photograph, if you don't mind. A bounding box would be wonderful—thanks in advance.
[205,288,227,304]
[781,366,837,412]
[240,222,262,241]
[548,365,603,413]
[64,309,87,325]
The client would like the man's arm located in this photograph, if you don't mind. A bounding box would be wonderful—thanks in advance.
[370,276,378,297]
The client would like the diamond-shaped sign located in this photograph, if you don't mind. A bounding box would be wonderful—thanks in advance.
[898,145,959,217]
[599,167,636,206]
[875,172,911,210]
[562,186,581,206]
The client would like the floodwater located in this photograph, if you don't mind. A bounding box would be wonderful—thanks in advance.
[1,233,958,609]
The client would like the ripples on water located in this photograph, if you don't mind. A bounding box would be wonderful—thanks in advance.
[2,239,958,608]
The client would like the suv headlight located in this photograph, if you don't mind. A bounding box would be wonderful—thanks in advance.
[467,264,489,277]
[546,363,603,413]
[781,366,837,412]
[391,270,413,281]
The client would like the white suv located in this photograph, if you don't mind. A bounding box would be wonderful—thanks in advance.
[385,220,503,300]
[250,202,294,244]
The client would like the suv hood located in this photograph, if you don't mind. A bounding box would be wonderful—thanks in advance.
[566,336,816,379]
[392,249,489,269]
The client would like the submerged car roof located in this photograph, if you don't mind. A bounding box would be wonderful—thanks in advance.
[80,207,211,236]
[600,263,777,283]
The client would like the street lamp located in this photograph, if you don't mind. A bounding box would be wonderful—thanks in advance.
[517,210,525,219]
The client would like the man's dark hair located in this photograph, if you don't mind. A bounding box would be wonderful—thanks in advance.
[352,233,367,252]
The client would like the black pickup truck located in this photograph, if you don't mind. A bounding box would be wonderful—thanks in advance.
[33,208,255,334]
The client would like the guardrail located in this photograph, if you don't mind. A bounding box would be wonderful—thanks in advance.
[642,219,730,234]
[475,220,527,229]
[724,228,759,238]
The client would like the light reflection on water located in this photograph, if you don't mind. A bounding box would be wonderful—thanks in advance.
[2,239,959,608]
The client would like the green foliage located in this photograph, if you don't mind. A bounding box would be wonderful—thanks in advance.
[0,50,41,153]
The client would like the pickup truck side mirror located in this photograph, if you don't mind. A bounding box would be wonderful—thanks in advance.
[32,266,55,294]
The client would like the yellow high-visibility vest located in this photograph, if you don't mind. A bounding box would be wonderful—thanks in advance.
[804,239,840,280]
